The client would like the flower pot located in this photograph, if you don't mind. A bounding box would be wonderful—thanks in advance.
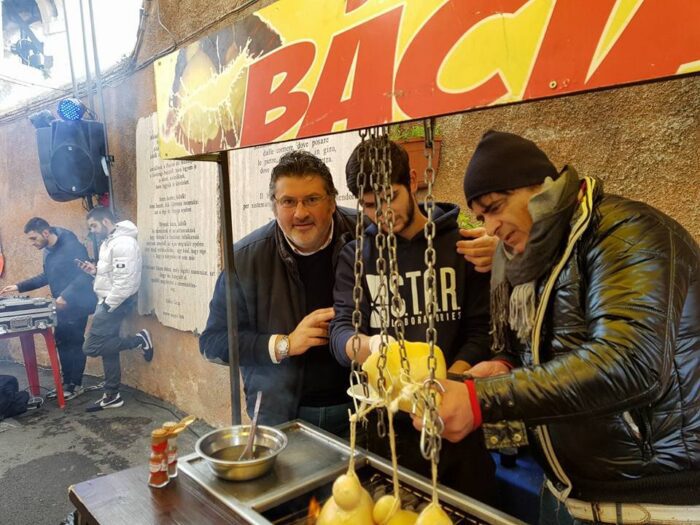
[397,137,442,189]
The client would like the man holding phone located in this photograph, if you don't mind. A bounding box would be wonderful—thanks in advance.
[81,207,154,409]
[1,217,97,399]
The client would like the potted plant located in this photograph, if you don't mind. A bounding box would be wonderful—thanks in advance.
[388,122,442,189]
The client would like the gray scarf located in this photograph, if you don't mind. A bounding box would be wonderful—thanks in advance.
[490,167,581,350]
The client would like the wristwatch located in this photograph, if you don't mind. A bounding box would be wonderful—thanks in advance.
[275,335,290,361]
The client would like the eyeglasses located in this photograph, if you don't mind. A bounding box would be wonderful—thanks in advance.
[274,194,328,209]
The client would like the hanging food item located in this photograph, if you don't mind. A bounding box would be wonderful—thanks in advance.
[317,402,375,525]
[316,470,374,525]
[415,502,453,525]
[362,340,446,412]
[373,494,418,525]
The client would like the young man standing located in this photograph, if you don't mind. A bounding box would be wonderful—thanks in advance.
[329,139,498,503]
[1,217,96,399]
[81,207,154,409]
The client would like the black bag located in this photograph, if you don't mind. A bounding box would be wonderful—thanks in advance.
[0,375,29,420]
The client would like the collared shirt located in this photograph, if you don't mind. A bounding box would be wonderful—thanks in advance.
[269,220,335,363]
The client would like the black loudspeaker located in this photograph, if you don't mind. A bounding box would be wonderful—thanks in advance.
[36,120,109,202]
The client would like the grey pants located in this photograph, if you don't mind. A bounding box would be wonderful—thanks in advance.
[83,295,142,394]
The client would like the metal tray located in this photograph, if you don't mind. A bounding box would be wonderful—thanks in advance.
[179,420,355,514]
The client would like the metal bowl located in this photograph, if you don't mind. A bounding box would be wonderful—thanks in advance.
[195,425,287,481]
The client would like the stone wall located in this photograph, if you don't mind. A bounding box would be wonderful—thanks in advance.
[0,0,697,427]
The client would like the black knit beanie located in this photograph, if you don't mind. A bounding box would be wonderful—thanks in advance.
[464,130,558,206]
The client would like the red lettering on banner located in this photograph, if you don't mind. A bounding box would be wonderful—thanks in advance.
[395,0,527,118]
[586,0,700,87]
[525,0,616,98]
[240,42,315,147]
[345,0,368,14]
[300,7,401,136]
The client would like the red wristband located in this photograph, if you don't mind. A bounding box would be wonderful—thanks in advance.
[464,379,482,429]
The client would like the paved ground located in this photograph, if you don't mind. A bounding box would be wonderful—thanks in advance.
[0,360,212,525]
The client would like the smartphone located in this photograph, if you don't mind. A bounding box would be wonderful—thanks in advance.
[74,259,84,266]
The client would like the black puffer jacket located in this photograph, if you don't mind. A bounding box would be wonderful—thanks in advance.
[476,177,700,504]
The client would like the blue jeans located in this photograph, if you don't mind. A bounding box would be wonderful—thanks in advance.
[297,402,353,438]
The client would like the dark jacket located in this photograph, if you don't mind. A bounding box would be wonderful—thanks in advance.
[476,176,700,504]
[17,227,97,321]
[199,208,357,425]
[330,203,490,367]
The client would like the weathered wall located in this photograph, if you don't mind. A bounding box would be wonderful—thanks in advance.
[433,77,700,241]
[0,0,697,428]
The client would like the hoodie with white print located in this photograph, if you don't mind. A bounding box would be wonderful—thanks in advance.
[94,220,142,311]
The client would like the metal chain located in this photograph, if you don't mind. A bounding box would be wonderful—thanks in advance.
[381,132,411,385]
[419,118,443,465]
[349,128,369,414]
[371,126,393,438]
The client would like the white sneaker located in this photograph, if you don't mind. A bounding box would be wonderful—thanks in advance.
[99,392,124,409]
[94,393,108,406]
[63,385,84,401]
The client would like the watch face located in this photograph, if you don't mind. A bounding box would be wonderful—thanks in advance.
[277,336,289,356]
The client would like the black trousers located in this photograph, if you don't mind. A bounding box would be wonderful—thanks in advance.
[365,409,498,505]
[82,296,142,394]
[54,315,89,386]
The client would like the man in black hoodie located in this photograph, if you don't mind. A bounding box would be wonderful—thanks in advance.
[1,217,97,399]
[329,139,498,503]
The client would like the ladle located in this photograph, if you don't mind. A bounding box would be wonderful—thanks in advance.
[239,391,262,460]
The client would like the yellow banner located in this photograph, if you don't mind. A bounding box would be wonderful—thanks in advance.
[155,0,700,158]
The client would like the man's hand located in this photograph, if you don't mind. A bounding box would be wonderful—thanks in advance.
[468,360,511,378]
[55,296,68,310]
[412,378,476,443]
[456,227,498,273]
[77,260,96,276]
[288,307,335,357]
[447,359,471,375]
[0,284,18,295]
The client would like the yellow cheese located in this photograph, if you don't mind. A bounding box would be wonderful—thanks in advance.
[362,340,446,412]
[416,502,453,525]
[317,472,374,525]
[373,494,418,525]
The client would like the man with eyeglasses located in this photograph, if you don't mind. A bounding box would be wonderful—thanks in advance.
[200,150,358,435]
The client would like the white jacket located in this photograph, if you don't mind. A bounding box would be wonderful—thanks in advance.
[94,220,142,310]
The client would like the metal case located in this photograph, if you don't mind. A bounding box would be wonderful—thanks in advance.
[0,297,57,335]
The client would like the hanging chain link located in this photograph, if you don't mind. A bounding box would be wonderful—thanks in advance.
[419,117,444,464]
[371,126,394,438]
[380,133,411,386]
[349,128,370,414]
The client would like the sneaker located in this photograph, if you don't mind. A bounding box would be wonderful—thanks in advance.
[46,384,73,399]
[27,396,44,410]
[63,385,84,401]
[94,393,107,406]
[136,329,154,362]
[99,392,124,409]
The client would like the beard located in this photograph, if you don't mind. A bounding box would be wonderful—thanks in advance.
[89,230,107,243]
[382,201,415,234]
[34,239,48,250]
[402,203,415,232]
